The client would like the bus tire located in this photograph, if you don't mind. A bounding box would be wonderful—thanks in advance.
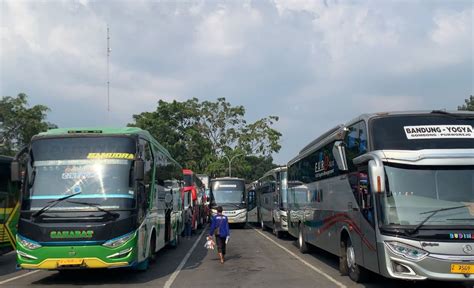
[344,237,368,283]
[273,222,282,239]
[135,259,149,271]
[339,240,349,276]
[149,232,156,263]
[260,218,265,231]
[298,223,308,253]
[170,229,179,248]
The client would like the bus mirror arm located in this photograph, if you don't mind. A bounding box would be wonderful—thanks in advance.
[11,145,28,182]
[368,158,386,194]
[11,161,20,182]
[333,141,348,171]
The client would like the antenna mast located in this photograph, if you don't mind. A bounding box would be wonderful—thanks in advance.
[107,25,110,113]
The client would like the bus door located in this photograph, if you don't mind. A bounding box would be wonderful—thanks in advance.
[247,189,258,222]
[0,191,7,248]
[350,169,378,273]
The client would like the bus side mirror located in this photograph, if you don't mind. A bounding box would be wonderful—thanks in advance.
[134,160,145,181]
[11,161,20,182]
[368,160,385,193]
[333,141,348,171]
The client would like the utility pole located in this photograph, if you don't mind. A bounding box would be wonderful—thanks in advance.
[223,153,244,177]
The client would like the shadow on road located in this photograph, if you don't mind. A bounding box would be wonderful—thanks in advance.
[249,222,473,288]
[0,252,18,278]
[29,227,209,286]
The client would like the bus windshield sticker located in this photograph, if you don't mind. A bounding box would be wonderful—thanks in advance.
[87,153,134,159]
[404,125,474,139]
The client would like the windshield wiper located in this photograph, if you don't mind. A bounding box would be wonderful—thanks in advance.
[32,192,82,219]
[407,205,468,235]
[66,200,120,219]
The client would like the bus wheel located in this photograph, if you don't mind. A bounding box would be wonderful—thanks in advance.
[170,228,179,248]
[344,238,368,283]
[273,222,282,239]
[260,218,265,230]
[298,223,308,253]
[149,234,156,263]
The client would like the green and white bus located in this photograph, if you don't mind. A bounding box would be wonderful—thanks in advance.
[12,128,184,270]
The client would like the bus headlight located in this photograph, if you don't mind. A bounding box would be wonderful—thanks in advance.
[17,235,42,250]
[385,241,428,261]
[103,232,135,248]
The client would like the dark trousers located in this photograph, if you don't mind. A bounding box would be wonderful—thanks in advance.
[185,223,192,237]
[215,236,226,255]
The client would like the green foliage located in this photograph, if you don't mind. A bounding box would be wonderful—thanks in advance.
[0,93,57,156]
[129,97,282,181]
[458,95,474,111]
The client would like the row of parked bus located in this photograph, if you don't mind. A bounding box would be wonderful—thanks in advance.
[252,111,474,283]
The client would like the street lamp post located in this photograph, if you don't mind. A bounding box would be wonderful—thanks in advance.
[223,153,243,177]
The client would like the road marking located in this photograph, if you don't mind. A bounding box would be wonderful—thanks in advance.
[254,228,347,288]
[164,227,207,288]
[0,270,41,285]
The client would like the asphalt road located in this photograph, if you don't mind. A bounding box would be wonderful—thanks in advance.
[0,225,473,288]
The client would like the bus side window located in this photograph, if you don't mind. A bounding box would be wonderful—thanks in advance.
[359,170,375,226]
[344,121,367,172]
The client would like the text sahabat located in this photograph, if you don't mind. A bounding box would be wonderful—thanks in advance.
[50,230,94,239]
[87,153,134,159]
[404,125,474,140]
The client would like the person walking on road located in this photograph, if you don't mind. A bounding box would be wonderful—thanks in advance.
[208,206,230,264]
[185,205,193,239]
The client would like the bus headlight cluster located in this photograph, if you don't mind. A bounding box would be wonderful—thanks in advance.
[103,232,135,248]
[385,241,428,261]
[281,215,287,223]
[17,235,42,250]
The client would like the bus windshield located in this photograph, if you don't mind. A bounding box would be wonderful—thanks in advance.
[371,115,474,150]
[23,137,136,211]
[211,180,245,206]
[280,170,288,208]
[381,164,474,227]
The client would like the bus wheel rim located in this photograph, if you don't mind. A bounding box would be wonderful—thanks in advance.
[347,245,356,269]
[299,230,303,247]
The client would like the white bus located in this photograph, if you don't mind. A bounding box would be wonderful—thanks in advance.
[256,167,288,238]
[209,177,247,227]
[287,111,474,283]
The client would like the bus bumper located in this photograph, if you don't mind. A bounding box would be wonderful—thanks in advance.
[16,234,137,270]
[379,240,474,281]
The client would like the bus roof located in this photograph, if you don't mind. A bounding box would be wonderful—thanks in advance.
[34,127,174,160]
[0,155,13,164]
[290,110,474,166]
[345,110,474,127]
[211,177,245,182]
[258,166,287,181]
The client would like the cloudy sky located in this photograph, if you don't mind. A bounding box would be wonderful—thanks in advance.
[1,0,472,164]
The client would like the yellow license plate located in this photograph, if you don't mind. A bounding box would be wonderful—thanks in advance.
[228,218,234,223]
[451,264,474,274]
[58,259,83,266]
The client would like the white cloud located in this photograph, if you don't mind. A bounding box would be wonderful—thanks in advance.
[1,0,472,164]
[193,4,262,57]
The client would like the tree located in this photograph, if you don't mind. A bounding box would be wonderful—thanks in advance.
[0,93,57,156]
[130,98,213,172]
[458,95,474,111]
[129,97,282,181]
